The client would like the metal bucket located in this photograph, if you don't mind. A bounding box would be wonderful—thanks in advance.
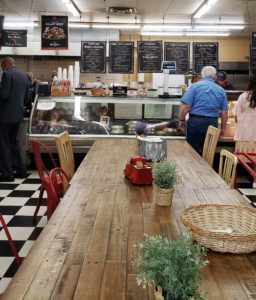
[138,137,167,161]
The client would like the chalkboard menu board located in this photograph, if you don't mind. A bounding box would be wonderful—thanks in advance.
[138,41,162,73]
[1,30,27,47]
[193,42,218,73]
[164,42,189,74]
[109,41,134,73]
[252,32,256,49]
[250,46,256,75]
[81,41,106,73]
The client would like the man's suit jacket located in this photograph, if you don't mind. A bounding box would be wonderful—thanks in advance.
[0,66,30,124]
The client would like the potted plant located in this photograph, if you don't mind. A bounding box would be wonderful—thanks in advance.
[153,160,179,206]
[133,233,208,300]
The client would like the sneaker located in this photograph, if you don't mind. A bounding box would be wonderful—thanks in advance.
[0,175,15,182]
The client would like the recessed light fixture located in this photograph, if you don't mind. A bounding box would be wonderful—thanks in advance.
[193,0,219,19]
[4,21,39,28]
[92,24,141,29]
[186,31,230,36]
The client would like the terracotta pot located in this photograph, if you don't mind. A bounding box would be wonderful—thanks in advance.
[154,185,174,206]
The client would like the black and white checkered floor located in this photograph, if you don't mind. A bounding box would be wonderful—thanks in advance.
[0,170,47,294]
[0,169,256,294]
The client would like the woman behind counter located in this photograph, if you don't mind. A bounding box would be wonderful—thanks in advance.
[234,75,256,141]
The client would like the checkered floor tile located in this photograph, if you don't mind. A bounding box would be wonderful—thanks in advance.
[0,170,47,294]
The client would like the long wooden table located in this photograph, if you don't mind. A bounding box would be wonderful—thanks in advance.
[2,139,256,300]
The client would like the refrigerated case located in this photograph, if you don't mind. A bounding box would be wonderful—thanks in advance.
[29,95,184,153]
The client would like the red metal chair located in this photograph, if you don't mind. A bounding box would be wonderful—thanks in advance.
[0,213,21,266]
[47,167,70,216]
[30,140,66,221]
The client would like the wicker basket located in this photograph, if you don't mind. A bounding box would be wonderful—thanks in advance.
[180,204,256,254]
[91,88,106,96]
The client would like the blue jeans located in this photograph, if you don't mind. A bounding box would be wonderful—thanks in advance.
[186,117,218,155]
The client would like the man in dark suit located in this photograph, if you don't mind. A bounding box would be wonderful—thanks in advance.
[0,57,30,181]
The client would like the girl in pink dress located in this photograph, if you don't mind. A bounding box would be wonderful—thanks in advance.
[234,76,256,141]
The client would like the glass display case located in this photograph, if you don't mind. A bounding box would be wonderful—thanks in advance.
[29,95,184,138]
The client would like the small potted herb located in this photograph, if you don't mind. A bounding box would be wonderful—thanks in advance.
[153,160,179,206]
[133,233,208,300]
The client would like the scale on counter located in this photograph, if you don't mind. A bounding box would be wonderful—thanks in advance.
[158,61,182,98]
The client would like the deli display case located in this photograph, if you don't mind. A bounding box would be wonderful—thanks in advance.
[29,95,183,153]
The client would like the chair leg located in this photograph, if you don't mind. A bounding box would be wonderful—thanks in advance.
[33,185,45,222]
[0,214,21,266]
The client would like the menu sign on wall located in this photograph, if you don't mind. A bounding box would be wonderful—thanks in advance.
[41,16,68,50]
[250,46,256,75]
[81,41,106,73]
[193,42,218,73]
[1,30,27,47]
[252,32,256,49]
[164,42,190,74]
[138,41,162,73]
[0,15,4,49]
[109,41,134,73]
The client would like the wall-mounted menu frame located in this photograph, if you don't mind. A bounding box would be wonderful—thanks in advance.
[164,42,190,74]
[250,46,256,75]
[41,16,68,50]
[193,42,218,74]
[1,30,27,47]
[109,41,134,73]
[138,41,162,73]
[252,32,256,49]
[0,15,5,50]
[81,41,106,73]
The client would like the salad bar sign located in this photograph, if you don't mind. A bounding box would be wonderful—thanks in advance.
[41,15,68,50]
[1,30,27,47]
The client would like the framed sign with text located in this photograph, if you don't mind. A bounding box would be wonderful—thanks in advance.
[1,30,27,47]
[81,41,106,73]
[193,42,218,74]
[41,15,68,50]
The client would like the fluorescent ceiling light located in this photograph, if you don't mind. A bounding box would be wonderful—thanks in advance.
[92,24,141,29]
[186,32,230,36]
[140,31,184,36]
[142,25,191,30]
[4,21,39,28]
[193,0,218,19]
[69,23,90,28]
[62,0,80,18]
[195,25,244,30]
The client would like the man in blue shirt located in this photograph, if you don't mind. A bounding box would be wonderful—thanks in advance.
[179,66,228,154]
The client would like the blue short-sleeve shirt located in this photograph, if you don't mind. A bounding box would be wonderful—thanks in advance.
[181,77,228,117]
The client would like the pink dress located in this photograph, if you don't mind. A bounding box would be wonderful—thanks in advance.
[234,91,256,141]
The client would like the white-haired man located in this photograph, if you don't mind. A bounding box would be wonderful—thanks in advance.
[179,66,228,154]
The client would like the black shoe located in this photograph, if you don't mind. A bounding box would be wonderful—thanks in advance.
[0,175,15,182]
[14,172,28,179]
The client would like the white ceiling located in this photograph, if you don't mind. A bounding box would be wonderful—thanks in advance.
[0,0,256,37]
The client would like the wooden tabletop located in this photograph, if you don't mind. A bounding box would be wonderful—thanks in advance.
[2,139,255,300]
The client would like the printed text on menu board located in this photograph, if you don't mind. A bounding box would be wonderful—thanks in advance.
[109,41,134,73]
[138,41,162,73]
[81,41,106,73]
[193,42,219,74]
[164,42,190,74]
[41,15,68,50]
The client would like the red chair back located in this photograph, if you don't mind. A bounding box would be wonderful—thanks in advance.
[30,139,63,220]
[30,139,57,181]
[46,167,70,218]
